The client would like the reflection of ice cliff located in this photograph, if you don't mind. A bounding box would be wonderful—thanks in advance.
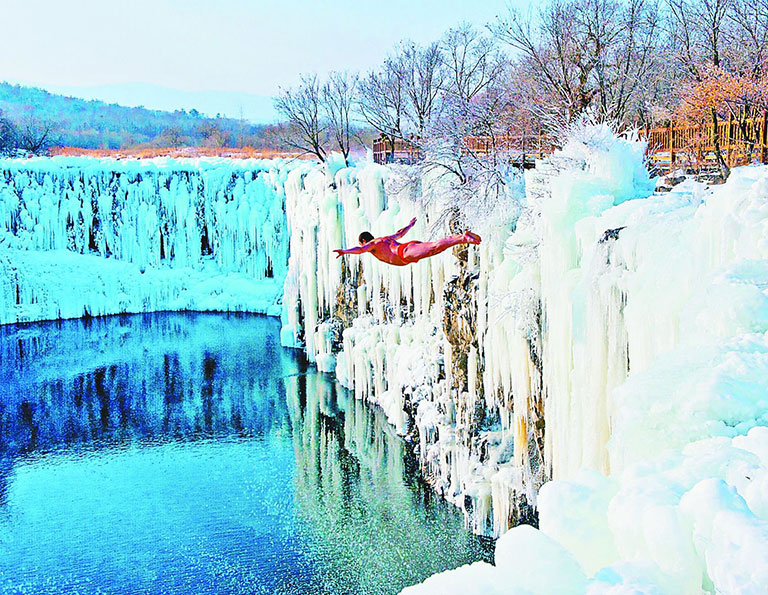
[0,312,491,594]
[285,369,492,593]
[0,313,294,456]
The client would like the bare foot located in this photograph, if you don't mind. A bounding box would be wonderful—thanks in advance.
[463,231,482,244]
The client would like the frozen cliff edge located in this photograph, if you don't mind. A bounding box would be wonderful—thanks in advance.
[0,156,293,322]
[397,131,768,593]
[279,129,660,539]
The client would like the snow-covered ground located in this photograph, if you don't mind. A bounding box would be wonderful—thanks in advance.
[0,156,293,322]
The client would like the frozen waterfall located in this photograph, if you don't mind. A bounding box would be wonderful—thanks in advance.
[0,156,292,323]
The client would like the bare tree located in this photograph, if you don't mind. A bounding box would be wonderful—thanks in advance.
[667,0,736,178]
[402,41,445,137]
[160,126,184,148]
[358,55,407,143]
[667,0,734,75]
[441,24,507,104]
[0,110,17,156]
[493,0,660,126]
[728,0,768,75]
[358,41,444,142]
[399,27,521,230]
[494,1,598,123]
[17,118,58,155]
[199,122,231,148]
[323,71,359,165]
[599,0,662,122]
[421,26,515,189]
[274,74,327,162]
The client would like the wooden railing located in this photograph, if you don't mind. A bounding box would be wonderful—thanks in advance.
[372,136,424,165]
[639,112,768,170]
[372,133,555,166]
[373,114,768,173]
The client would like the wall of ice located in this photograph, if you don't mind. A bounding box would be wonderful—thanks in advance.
[281,130,768,593]
[280,154,553,535]
[398,129,768,593]
[0,157,292,323]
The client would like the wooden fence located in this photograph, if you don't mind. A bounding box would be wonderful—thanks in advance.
[372,114,768,173]
[639,112,768,170]
[372,133,554,167]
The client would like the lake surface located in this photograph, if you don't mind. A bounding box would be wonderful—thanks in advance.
[0,313,492,595]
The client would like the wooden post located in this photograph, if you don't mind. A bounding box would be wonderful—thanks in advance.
[538,129,543,160]
[727,112,734,167]
[669,122,675,166]
[762,111,768,164]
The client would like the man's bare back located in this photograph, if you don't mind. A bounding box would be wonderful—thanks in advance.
[334,217,481,266]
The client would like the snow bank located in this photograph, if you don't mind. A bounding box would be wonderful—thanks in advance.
[401,525,586,595]
[403,128,768,593]
[0,156,293,322]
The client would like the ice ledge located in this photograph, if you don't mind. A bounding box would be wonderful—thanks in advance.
[0,248,283,324]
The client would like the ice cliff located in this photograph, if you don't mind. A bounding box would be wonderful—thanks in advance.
[281,130,768,593]
[279,135,658,537]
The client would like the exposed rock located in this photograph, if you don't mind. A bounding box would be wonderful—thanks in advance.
[599,227,626,244]
[664,173,686,187]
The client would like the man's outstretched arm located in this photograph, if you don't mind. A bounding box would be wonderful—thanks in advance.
[388,217,417,241]
[334,244,373,258]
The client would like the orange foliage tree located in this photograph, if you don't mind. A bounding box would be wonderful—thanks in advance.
[676,66,768,175]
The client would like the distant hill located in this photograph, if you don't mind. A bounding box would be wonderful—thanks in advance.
[0,82,282,150]
[38,82,277,123]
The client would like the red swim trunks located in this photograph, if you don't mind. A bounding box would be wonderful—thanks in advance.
[396,240,421,263]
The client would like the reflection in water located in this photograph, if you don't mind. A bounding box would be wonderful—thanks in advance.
[0,313,491,595]
[287,373,493,593]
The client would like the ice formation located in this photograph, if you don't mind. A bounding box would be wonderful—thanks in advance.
[396,130,768,592]
[0,156,292,323]
[279,154,542,534]
[277,129,768,592]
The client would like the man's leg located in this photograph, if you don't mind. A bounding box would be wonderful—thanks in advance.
[402,232,481,262]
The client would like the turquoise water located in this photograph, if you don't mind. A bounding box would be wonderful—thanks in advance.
[0,313,492,594]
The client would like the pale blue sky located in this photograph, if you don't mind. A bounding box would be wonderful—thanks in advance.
[2,0,525,95]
